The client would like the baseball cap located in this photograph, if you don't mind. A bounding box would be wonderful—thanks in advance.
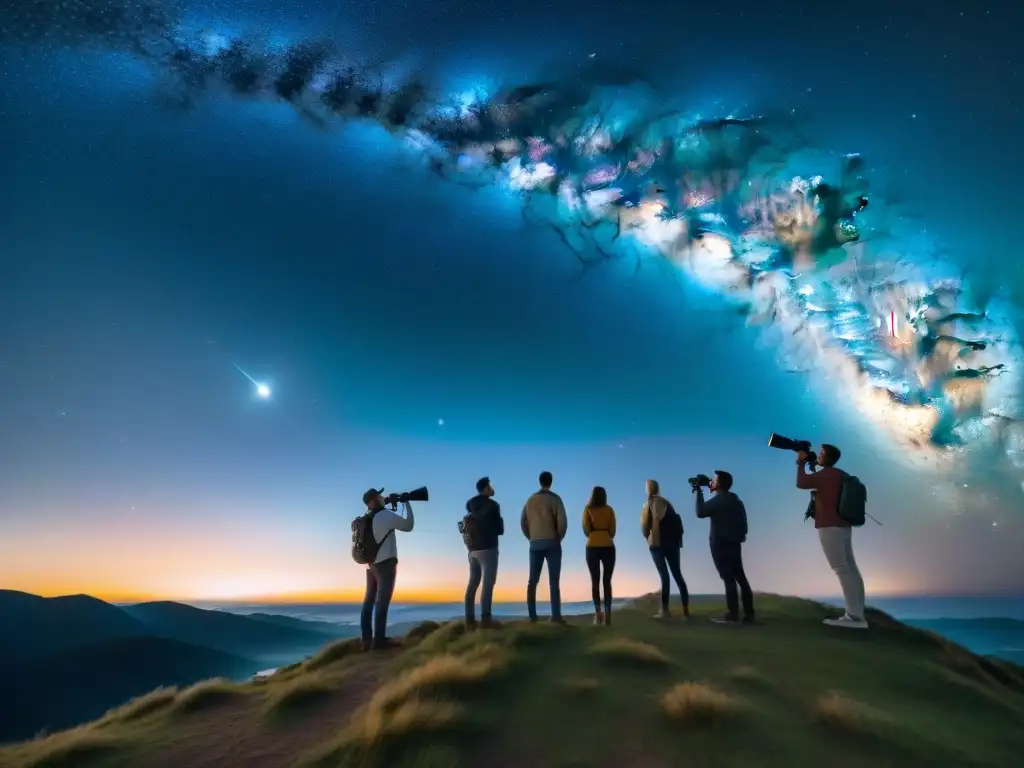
[362,487,384,506]
[476,477,491,493]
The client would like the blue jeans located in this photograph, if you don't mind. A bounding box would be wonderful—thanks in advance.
[650,546,689,610]
[360,557,397,648]
[527,544,562,620]
[465,548,499,623]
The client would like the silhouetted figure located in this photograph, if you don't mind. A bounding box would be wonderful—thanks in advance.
[521,471,568,623]
[355,488,415,650]
[695,471,754,624]
[582,486,617,625]
[797,444,868,629]
[462,476,504,631]
[641,479,690,619]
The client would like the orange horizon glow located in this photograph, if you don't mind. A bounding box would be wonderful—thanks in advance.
[8,582,987,606]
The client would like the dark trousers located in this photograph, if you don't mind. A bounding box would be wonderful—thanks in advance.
[710,539,754,620]
[650,546,689,610]
[586,546,616,614]
[527,545,562,620]
[360,557,397,648]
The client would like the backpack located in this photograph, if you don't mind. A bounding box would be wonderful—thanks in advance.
[838,474,867,527]
[351,510,392,565]
[458,513,480,551]
[659,503,684,548]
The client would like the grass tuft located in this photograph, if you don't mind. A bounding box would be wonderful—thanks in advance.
[403,620,443,646]
[305,637,363,672]
[169,679,243,715]
[263,676,337,718]
[589,637,671,666]
[95,686,177,726]
[371,644,510,712]
[17,730,122,768]
[809,691,890,731]
[345,698,466,744]
[662,682,740,724]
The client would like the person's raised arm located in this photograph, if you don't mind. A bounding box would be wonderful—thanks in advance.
[796,459,821,490]
[393,501,415,531]
[695,488,714,518]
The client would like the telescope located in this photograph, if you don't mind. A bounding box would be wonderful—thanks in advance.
[386,487,429,509]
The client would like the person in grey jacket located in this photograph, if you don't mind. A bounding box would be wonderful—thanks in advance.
[521,470,568,623]
[694,470,754,624]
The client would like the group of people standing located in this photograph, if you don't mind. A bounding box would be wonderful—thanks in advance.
[458,471,754,630]
[355,444,868,651]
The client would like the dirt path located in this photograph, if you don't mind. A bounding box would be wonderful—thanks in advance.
[147,655,392,768]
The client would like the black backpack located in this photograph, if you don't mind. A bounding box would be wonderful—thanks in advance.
[351,510,391,565]
[838,473,868,527]
[458,513,480,551]
[659,503,684,548]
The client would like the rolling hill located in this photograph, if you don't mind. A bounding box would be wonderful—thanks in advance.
[121,601,342,664]
[0,592,352,745]
[0,591,151,662]
[1,594,1022,768]
[0,636,256,744]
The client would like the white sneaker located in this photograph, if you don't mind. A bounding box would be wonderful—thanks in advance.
[653,609,670,620]
[823,614,868,630]
[594,613,604,626]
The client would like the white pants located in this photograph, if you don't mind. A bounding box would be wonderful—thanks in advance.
[818,527,866,620]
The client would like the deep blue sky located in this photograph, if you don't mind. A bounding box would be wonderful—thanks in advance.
[0,0,1022,602]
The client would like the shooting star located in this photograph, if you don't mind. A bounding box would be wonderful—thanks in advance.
[233,363,272,400]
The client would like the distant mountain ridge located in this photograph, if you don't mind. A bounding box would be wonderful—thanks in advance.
[0,590,354,744]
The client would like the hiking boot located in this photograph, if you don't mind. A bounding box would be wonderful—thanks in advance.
[480,616,500,630]
[742,615,757,625]
[823,614,868,630]
[464,618,478,632]
[594,611,604,626]
[682,605,692,620]
[371,637,403,651]
[710,614,739,625]
[604,612,612,626]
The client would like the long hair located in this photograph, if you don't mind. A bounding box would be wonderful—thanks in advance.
[586,485,608,509]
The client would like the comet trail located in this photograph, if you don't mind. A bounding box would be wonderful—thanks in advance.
[233,363,272,399]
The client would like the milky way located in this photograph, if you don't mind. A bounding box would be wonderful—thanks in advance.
[4,0,1023,501]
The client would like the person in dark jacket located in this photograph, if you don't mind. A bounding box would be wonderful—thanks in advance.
[694,470,755,624]
[464,476,504,630]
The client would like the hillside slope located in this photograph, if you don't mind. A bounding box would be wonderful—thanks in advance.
[3,594,1023,768]
[0,637,257,744]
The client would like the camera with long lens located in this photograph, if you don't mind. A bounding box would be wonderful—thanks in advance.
[768,433,816,467]
[385,486,429,509]
[687,474,712,491]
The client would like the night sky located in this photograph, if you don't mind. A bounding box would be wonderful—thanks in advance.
[1,0,1022,604]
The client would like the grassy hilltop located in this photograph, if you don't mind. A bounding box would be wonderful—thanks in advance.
[3,594,1023,768]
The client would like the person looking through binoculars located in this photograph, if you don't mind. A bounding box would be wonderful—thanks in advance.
[692,471,755,624]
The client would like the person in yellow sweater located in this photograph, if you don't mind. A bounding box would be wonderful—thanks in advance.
[582,486,617,626]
